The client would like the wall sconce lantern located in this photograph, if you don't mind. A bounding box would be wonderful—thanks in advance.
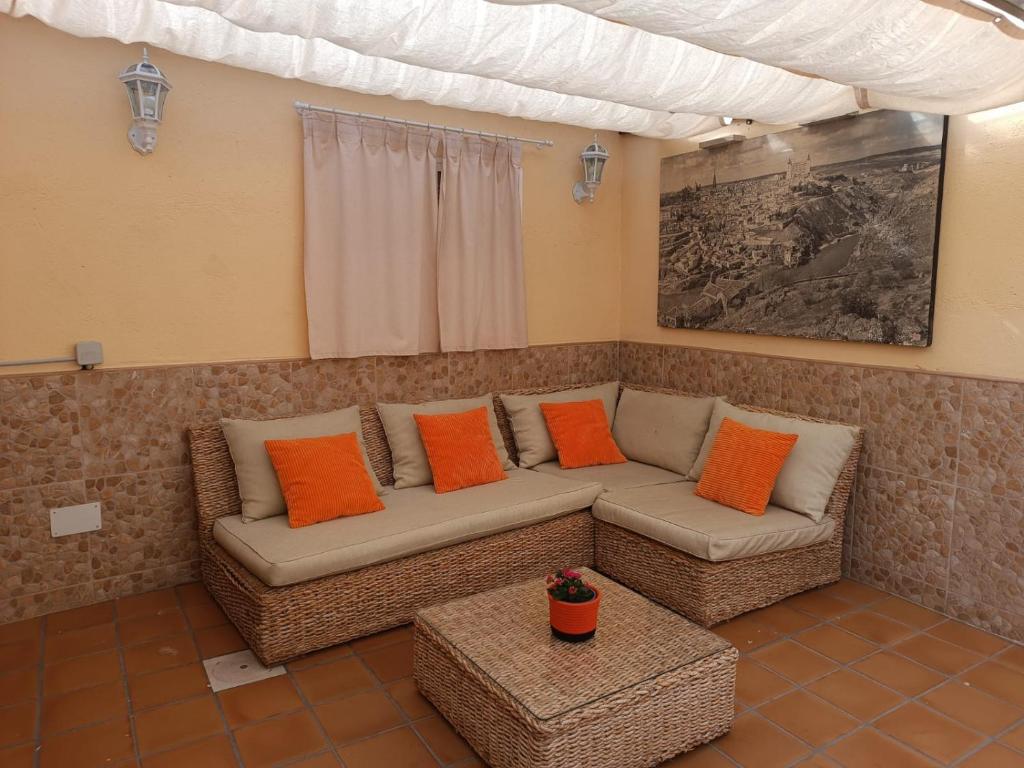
[119,48,172,155]
[572,135,609,204]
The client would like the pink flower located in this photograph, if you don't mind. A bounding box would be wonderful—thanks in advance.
[563,569,582,580]
[568,586,577,595]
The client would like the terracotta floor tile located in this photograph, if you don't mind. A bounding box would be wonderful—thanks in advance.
[750,640,837,684]
[135,695,224,755]
[734,658,793,707]
[218,675,304,728]
[129,662,211,711]
[794,757,841,767]
[825,728,938,768]
[962,661,1024,707]
[46,602,114,633]
[961,743,1024,768]
[834,611,916,645]
[315,690,404,745]
[782,591,855,620]
[175,582,212,605]
[1001,722,1024,751]
[0,701,36,748]
[293,656,377,703]
[876,701,984,763]
[921,680,1024,735]
[926,620,1009,656]
[797,625,877,664]
[715,712,809,768]
[807,669,905,721]
[182,601,229,631]
[871,597,945,630]
[852,652,944,697]
[141,734,238,768]
[39,716,135,768]
[893,633,984,675]
[415,715,473,763]
[659,744,734,766]
[43,649,121,697]
[0,742,35,768]
[195,624,247,660]
[351,625,413,654]
[119,609,189,646]
[123,634,198,676]
[336,726,438,768]
[0,639,40,673]
[41,680,127,736]
[0,618,41,646]
[360,640,414,683]
[0,667,38,708]
[996,644,1024,674]
[712,615,782,652]
[287,755,342,768]
[758,689,858,747]
[44,622,117,662]
[287,643,354,672]
[818,579,887,606]
[743,603,819,634]
[234,710,327,768]
[387,678,438,719]
[116,589,179,619]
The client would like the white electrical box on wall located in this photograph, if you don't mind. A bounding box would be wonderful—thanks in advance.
[50,502,102,537]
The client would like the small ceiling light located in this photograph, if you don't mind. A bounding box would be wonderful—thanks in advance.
[119,47,172,155]
[719,116,734,126]
[572,135,609,204]
[961,0,1024,30]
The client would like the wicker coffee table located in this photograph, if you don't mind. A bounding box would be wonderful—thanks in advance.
[413,568,737,768]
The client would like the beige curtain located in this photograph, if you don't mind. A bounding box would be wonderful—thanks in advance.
[302,111,441,358]
[437,133,527,352]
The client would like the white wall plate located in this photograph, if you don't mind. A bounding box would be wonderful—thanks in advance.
[50,502,102,537]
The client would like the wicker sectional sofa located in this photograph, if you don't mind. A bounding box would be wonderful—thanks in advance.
[189,383,862,665]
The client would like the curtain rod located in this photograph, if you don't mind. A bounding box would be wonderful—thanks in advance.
[293,101,554,148]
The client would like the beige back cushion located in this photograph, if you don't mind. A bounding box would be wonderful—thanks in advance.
[612,388,717,476]
[221,406,385,523]
[689,400,858,522]
[376,396,515,489]
[499,382,620,468]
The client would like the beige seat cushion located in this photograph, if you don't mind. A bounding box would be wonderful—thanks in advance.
[689,400,858,523]
[214,470,602,587]
[221,406,385,523]
[500,382,620,468]
[612,388,717,476]
[593,482,834,562]
[377,395,514,490]
[532,460,686,492]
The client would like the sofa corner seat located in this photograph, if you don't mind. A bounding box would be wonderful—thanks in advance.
[530,459,686,491]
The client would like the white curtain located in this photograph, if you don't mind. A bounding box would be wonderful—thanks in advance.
[302,111,441,358]
[438,134,527,351]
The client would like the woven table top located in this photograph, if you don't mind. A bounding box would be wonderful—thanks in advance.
[415,568,731,721]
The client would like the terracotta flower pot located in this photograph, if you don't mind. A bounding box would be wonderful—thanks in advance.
[548,588,601,642]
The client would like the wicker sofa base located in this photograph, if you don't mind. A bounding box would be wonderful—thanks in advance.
[202,510,595,666]
[594,520,842,627]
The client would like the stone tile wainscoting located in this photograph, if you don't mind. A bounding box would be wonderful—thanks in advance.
[0,343,618,624]
[620,341,1024,642]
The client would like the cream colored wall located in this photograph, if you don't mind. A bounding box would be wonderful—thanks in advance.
[620,107,1024,379]
[0,15,622,373]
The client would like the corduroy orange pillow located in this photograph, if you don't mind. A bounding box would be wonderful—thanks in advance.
[539,399,627,469]
[695,417,798,516]
[414,407,508,493]
[264,432,384,528]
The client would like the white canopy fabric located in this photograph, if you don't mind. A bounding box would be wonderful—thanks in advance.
[4,0,1023,138]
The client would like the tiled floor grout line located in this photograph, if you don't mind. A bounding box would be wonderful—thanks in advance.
[32,612,46,768]
[729,587,1024,766]
[281,659,352,768]
[112,601,145,768]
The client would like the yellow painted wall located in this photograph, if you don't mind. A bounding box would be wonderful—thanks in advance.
[621,107,1024,379]
[0,15,622,372]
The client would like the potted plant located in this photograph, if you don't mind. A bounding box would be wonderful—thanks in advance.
[546,568,601,642]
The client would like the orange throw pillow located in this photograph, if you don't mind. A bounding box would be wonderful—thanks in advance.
[695,417,798,516]
[414,407,508,493]
[264,433,384,528]
[539,399,627,469]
